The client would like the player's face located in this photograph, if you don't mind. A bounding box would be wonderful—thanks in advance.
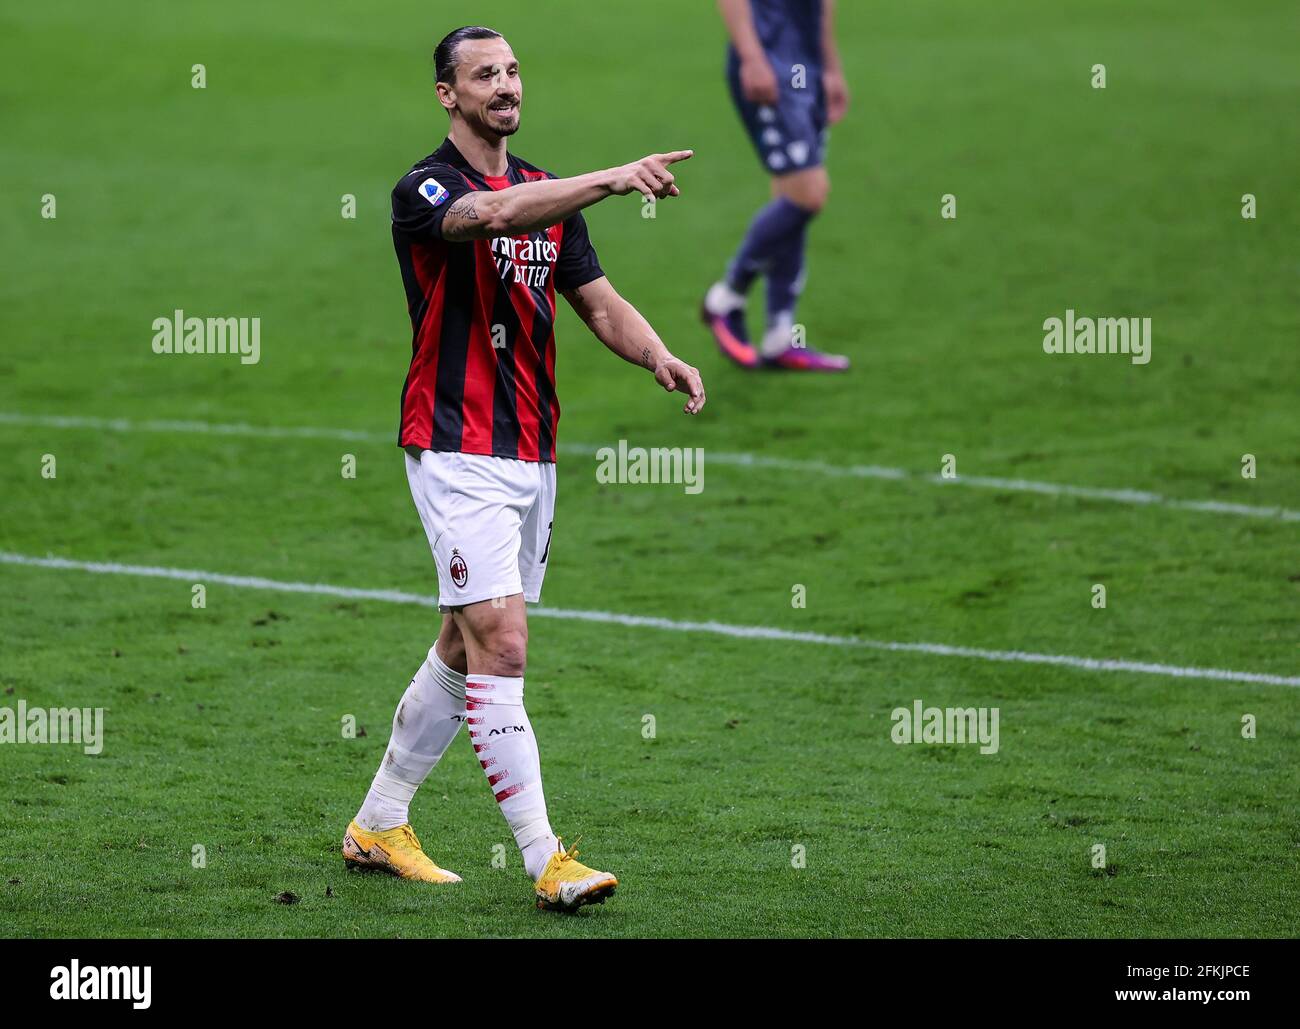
[448,38,522,137]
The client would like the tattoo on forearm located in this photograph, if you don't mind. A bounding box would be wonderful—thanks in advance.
[447,196,479,221]
[641,346,653,369]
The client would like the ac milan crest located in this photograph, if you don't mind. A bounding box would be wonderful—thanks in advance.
[449,548,469,588]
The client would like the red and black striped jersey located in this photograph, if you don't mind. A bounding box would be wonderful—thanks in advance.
[392,138,604,462]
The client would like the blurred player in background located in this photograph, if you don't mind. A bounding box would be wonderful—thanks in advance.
[703,0,850,371]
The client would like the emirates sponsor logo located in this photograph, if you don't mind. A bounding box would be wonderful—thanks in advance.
[489,234,557,288]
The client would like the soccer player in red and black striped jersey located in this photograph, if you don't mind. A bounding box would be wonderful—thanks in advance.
[343,26,705,912]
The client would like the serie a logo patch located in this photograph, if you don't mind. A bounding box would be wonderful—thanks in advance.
[419,177,449,208]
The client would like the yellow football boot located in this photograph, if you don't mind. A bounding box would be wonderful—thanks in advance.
[342,821,462,883]
[533,837,618,912]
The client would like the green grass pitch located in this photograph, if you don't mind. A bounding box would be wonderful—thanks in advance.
[1,0,1297,937]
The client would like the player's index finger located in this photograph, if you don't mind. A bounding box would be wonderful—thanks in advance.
[659,150,694,164]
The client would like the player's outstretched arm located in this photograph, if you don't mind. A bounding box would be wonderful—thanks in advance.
[442,151,693,241]
[562,276,706,415]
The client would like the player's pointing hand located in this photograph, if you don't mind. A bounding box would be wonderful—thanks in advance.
[607,150,694,201]
[654,356,707,415]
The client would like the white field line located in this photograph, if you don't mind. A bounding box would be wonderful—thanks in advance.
[2,411,1295,522]
[2,552,1296,688]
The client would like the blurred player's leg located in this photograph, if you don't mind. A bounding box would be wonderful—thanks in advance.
[760,167,848,371]
[759,169,819,356]
[704,188,813,369]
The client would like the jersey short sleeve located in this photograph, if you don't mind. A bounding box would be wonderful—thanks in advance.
[392,163,475,241]
[555,211,604,291]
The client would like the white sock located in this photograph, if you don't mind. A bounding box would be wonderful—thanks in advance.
[355,644,466,832]
[704,280,746,316]
[521,835,562,880]
[465,674,558,879]
[760,312,795,357]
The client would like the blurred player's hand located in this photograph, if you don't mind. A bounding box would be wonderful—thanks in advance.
[739,55,780,105]
[823,67,850,124]
[654,357,706,415]
[606,152,693,201]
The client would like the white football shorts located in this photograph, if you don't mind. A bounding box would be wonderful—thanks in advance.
[405,449,556,610]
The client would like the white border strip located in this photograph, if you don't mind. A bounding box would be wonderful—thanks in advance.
[3,551,1295,688]
[2,411,1295,522]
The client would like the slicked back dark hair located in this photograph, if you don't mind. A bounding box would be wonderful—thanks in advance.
[434,26,504,85]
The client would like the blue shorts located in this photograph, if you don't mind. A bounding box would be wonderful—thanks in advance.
[726,48,828,175]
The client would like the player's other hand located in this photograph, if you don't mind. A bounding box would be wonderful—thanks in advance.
[823,67,850,124]
[654,357,706,415]
[740,55,780,106]
[607,151,693,201]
